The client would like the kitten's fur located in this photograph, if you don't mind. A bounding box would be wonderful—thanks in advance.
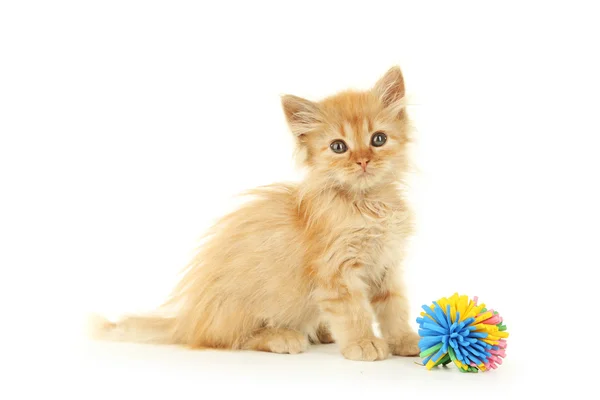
[90,66,420,361]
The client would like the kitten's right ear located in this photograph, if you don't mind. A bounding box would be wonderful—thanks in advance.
[281,95,322,137]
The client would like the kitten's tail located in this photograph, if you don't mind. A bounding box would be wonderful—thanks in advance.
[87,313,179,345]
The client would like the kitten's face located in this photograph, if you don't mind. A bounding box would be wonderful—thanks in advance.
[282,67,410,192]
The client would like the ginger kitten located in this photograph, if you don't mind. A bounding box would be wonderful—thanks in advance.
[90,66,420,361]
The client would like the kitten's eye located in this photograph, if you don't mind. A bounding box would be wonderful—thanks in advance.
[371,132,387,147]
[330,140,348,154]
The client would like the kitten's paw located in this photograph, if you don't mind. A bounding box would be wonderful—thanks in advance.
[244,329,309,355]
[388,332,420,356]
[341,338,389,361]
[268,330,309,354]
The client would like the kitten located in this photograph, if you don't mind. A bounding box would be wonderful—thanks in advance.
[90,66,420,361]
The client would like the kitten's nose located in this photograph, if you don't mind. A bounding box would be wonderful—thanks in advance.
[357,159,370,172]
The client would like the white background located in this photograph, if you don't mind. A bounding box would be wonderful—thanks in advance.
[1,1,598,398]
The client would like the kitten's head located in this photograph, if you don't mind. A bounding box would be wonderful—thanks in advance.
[282,66,411,193]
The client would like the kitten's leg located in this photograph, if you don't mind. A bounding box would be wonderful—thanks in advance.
[315,322,335,344]
[316,269,389,361]
[370,268,420,356]
[309,322,335,344]
[241,328,308,354]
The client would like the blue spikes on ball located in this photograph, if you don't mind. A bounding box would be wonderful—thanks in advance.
[416,294,509,372]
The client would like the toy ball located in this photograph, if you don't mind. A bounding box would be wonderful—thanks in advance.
[416,293,509,373]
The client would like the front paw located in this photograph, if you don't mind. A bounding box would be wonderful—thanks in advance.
[388,332,420,356]
[341,338,389,361]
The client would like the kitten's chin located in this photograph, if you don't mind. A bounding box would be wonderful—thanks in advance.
[343,173,386,193]
[310,169,393,194]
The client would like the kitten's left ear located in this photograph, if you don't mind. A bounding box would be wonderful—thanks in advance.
[373,66,406,114]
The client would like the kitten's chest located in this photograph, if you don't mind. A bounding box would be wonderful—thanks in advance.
[334,200,409,268]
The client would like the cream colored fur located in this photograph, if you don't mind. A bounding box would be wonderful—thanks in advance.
[90,66,420,361]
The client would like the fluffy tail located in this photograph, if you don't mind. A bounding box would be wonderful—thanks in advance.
[87,313,179,345]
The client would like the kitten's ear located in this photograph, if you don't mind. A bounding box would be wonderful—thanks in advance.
[373,66,406,114]
[281,94,322,137]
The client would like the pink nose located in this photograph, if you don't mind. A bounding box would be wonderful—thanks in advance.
[357,159,370,172]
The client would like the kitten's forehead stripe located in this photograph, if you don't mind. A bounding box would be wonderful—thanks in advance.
[343,122,353,142]
[345,123,354,148]
[354,116,363,143]
[339,123,346,138]
[363,118,370,144]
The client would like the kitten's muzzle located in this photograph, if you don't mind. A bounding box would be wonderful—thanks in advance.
[356,159,370,172]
